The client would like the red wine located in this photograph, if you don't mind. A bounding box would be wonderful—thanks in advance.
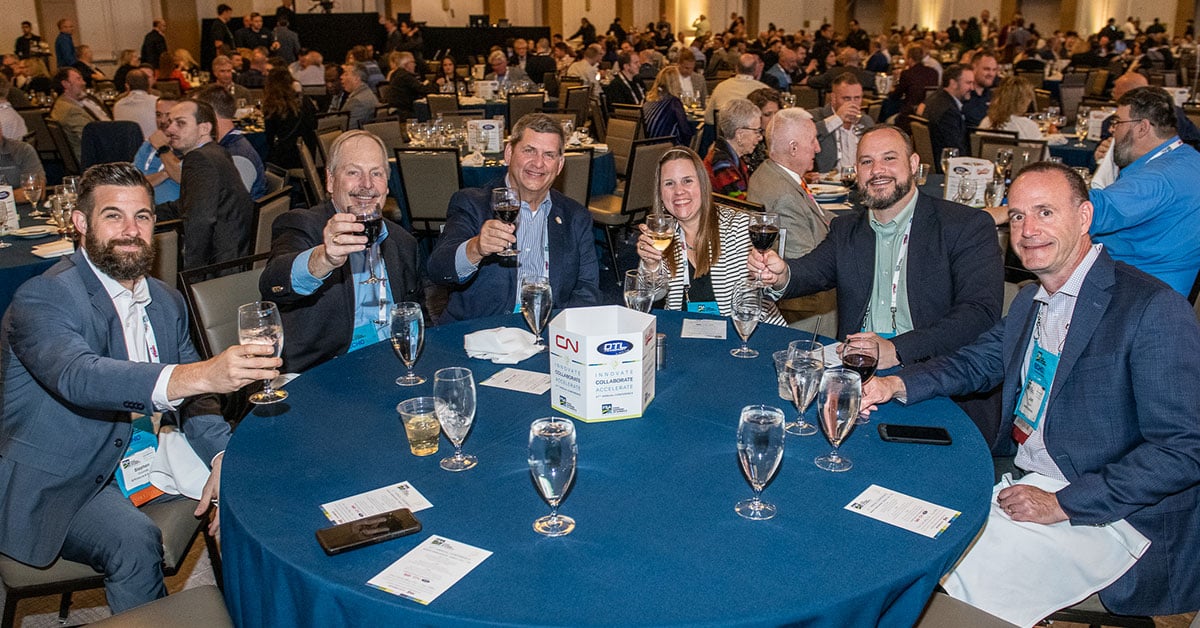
[749,225,779,251]
[495,206,519,224]
[359,216,382,246]
[842,353,877,383]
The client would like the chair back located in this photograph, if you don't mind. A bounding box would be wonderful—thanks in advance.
[156,81,181,98]
[1185,106,1200,132]
[711,193,765,215]
[908,115,936,168]
[557,75,582,103]
[564,86,591,128]
[44,119,81,175]
[553,147,594,206]
[542,71,559,100]
[426,93,460,117]
[80,121,144,169]
[1060,71,1087,87]
[969,127,1019,158]
[619,137,675,219]
[976,134,1019,163]
[1059,84,1085,119]
[17,107,54,157]
[1011,139,1048,175]
[606,117,639,176]
[362,118,407,151]
[297,138,326,204]
[790,85,821,109]
[866,100,883,123]
[378,84,395,106]
[1085,69,1109,97]
[179,254,270,359]
[263,164,287,196]
[610,104,642,121]
[507,92,545,130]
[151,219,183,290]
[539,112,576,129]
[1033,88,1052,113]
[394,147,463,236]
[316,111,349,133]
[253,187,293,256]
[317,129,342,166]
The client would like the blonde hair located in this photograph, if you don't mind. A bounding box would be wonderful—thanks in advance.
[986,76,1035,129]
[646,65,683,102]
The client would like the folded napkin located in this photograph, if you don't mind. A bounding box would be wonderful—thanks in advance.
[461,150,485,167]
[464,327,544,364]
[459,96,486,106]
[31,239,75,258]
[149,427,210,500]
[1046,133,1069,146]
[590,143,609,153]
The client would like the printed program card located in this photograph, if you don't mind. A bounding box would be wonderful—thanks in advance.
[844,484,961,539]
[321,482,433,524]
[681,318,727,340]
[367,535,493,605]
[480,368,552,394]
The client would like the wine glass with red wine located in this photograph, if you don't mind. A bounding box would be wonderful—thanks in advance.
[747,213,780,287]
[840,337,878,424]
[492,187,520,257]
[348,202,384,284]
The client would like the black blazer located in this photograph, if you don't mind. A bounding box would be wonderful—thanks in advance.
[260,200,424,373]
[922,88,968,171]
[157,141,254,271]
[603,74,645,113]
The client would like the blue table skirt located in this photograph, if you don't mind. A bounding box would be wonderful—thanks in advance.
[1049,138,1098,169]
[0,206,62,318]
[221,311,992,628]
[388,151,617,230]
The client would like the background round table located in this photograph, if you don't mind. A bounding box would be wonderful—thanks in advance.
[0,204,61,317]
[221,311,993,627]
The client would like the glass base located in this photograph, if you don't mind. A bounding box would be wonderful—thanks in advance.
[815,452,852,472]
[730,346,759,358]
[440,453,477,471]
[395,373,426,386]
[785,420,817,436]
[0,242,10,249]
[854,414,870,425]
[249,388,288,404]
[533,514,575,536]
[496,249,519,257]
[735,497,776,520]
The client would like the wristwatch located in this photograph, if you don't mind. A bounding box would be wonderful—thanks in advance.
[156,144,171,156]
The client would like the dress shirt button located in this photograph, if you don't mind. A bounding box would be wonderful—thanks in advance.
[114,439,124,448]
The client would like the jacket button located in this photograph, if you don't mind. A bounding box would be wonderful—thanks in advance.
[114,439,124,448]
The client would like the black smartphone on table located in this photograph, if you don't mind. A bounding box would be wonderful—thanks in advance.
[315,508,422,555]
[877,423,953,446]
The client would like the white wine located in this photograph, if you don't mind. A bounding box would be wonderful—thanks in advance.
[649,233,673,251]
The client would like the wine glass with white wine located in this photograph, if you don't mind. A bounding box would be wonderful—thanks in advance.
[528,417,577,536]
[237,301,288,404]
[735,404,786,520]
[520,275,553,345]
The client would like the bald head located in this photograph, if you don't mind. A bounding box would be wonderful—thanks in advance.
[737,53,759,76]
[766,107,819,175]
[778,47,798,71]
[1111,72,1149,101]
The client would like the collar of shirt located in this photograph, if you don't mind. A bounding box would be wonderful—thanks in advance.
[1124,135,1182,175]
[82,247,152,308]
[1033,243,1103,303]
[868,189,919,235]
[82,247,153,361]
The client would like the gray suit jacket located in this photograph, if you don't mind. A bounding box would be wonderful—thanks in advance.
[341,85,378,129]
[0,250,229,566]
[746,159,829,259]
[806,105,875,173]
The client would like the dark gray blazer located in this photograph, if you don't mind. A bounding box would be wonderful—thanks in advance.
[806,105,876,172]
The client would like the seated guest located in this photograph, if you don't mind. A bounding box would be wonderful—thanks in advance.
[112,49,141,93]
[886,44,939,130]
[173,49,200,76]
[192,85,267,198]
[260,130,423,372]
[156,99,253,270]
[979,75,1044,140]
[112,69,158,139]
[348,45,386,91]
[433,55,465,92]
[133,95,182,203]
[862,163,1200,623]
[642,66,695,147]
[428,113,601,322]
[636,146,787,323]
[263,67,317,170]
[50,66,110,163]
[0,162,280,614]
[744,87,782,174]
[808,73,875,173]
[155,51,190,94]
[704,53,770,125]
[761,46,798,91]
[565,44,605,100]
[922,63,974,173]
[676,47,707,107]
[71,44,106,87]
[0,124,41,202]
[485,50,529,88]
[749,125,1004,443]
[0,75,28,140]
[338,62,378,129]
[705,97,763,198]
[386,52,435,122]
[212,55,251,101]
[289,50,325,87]
[236,48,269,89]
[603,51,645,113]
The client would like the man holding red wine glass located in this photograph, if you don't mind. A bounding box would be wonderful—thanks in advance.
[748,123,1006,445]
[260,130,424,373]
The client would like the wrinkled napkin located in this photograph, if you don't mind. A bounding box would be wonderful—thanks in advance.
[464,327,544,364]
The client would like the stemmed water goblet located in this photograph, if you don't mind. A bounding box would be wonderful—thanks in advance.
[785,339,824,436]
[735,404,786,520]
[814,367,861,472]
[22,172,45,218]
[390,302,426,385]
[528,417,577,536]
[623,269,654,312]
[1074,108,1091,147]
[955,178,978,206]
[730,282,761,358]
[237,301,288,404]
[520,275,553,345]
[433,367,477,472]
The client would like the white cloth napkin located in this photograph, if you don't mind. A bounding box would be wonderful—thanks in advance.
[461,150,485,167]
[148,427,211,500]
[941,472,1150,627]
[464,327,544,364]
[590,143,609,153]
[1045,133,1069,146]
[31,240,75,258]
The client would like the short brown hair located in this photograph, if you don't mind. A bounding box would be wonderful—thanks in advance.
[508,113,565,153]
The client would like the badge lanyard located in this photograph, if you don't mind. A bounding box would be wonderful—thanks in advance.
[862,220,913,336]
[1147,138,1183,163]
[1012,303,1065,442]
[511,208,551,313]
[678,225,719,314]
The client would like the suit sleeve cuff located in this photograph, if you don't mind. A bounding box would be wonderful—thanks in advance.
[291,248,330,295]
[454,241,479,280]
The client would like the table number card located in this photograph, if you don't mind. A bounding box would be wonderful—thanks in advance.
[367,535,493,605]
[321,482,433,525]
[845,484,961,539]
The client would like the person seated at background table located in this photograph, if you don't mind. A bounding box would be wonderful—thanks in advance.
[0,75,28,140]
[337,62,378,130]
[704,53,769,125]
[433,55,464,92]
[705,97,763,199]
[263,67,317,171]
[978,75,1044,140]
[0,121,41,202]
[112,68,158,139]
[71,44,106,88]
[133,94,181,203]
[235,48,269,89]
[743,87,781,174]
[289,50,325,87]
[675,47,707,108]
[748,124,1004,444]
[603,51,645,114]
[111,49,141,94]
[566,44,605,100]
[861,162,1200,624]
[155,51,191,94]
[211,55,251,102]
[809,73,875,173]
[485,50,529,89]
[0,162,280,615]
[642,66,695,147]
[386,51,436,123]
[1095,72,1200,151]
[260,130,423,372]
[50,66,110,163]
[635,146,787,323]
[428,113,600,323]
[347,45,386,92]
[885,44,939,130]
[192,85,267,199]
[961,51,999,130]
[920,63,974,173]
[1087,87,1200,296]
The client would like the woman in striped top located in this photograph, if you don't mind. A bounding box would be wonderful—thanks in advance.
[642,66,696,147]
[634,147,787,325]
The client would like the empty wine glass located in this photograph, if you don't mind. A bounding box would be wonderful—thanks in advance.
[940,147,958,181]
[730,283,761,358]
[528,417,577,536]
[735,404,786,520]
[1074,109,1091,147]
[237,301,288,404]
[785,339,824,436]
[434,367,477,472]
[955,178,978,206]
[492,187,521,256]
[840,337,878,424]
[815,367,861,472]
[390,302,425,385]
[984,178,1003,206]
[747,213,780,287]
[623,269,654,312]
[520,275,553,345]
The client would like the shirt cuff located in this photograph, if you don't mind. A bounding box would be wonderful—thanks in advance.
[152,364,180,411]
[291,248,330,296]
[824,114,843,134]
[454,240,479,280]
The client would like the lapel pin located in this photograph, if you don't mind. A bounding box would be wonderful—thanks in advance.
[555,216,562,224]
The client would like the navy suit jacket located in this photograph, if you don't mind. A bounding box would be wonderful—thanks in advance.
[0,250,228,566]
[923,89,969,172]
[901,251,1200,615]
[259,200,424,373]
[427,181,601,323]
[781,192,1003,365]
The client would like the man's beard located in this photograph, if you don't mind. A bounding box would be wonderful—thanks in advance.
[84,231,155,282]
[859,172,914,210]
[1113,132,1136,168]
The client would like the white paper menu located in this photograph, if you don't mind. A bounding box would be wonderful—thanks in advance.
[844,484,961,539]
[321,482,433,525]
[367,535,493,605]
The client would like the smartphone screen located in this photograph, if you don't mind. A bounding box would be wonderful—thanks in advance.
[877,423,953,445]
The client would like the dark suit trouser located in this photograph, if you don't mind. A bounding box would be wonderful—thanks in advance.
[58,482,170,613]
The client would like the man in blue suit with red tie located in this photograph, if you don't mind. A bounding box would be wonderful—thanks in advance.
[862,162,1200,620]
[428,113,600,322]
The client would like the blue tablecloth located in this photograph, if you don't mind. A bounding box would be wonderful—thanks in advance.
[1049,137,1097,169]
[0,205,61,318]
[221,311,993,628]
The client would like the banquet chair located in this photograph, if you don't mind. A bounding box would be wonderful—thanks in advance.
[588,137,675,278]
[89,584,232,628]
[263,164,287,197]
[426,93,460,117]
[553,147,594,207]
[1010,139,1048,174]
[0,499,212,628]
[44,119,81,176]
[563,86,591,129]
[317,129,343,167]
[151,219,183,290]
[914,592,1017,627]
[16,107,54,158]
[393,147,463,245]
[253,187,293,256]
[1085,69,1109,97]
[970,129,1018,159]
[315,111,349,133]
[156,81,181,98]
[80,121,144,169]
[1044,594,1154,627]
[907,116,936,170]
[711,193,764,216]
[507,92,545,130]
[179,253,271,360]
[296,139,326,205]
[606,117,639,179]
[790,85,821,109]
[1033,88,1052,113]
[556,75,582,104]
[362,118,406,151]
[1060,84,1086,119]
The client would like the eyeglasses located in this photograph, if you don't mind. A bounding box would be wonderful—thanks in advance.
[739,126,764,136]
[1109,117,1145,127]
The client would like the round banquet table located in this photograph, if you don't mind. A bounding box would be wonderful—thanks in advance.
[0,203,61,317]
[220,311,993,628]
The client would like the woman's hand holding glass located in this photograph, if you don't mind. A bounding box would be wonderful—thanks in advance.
[634,224,666,269]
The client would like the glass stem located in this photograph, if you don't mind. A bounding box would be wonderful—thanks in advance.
[262,377,273,395]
